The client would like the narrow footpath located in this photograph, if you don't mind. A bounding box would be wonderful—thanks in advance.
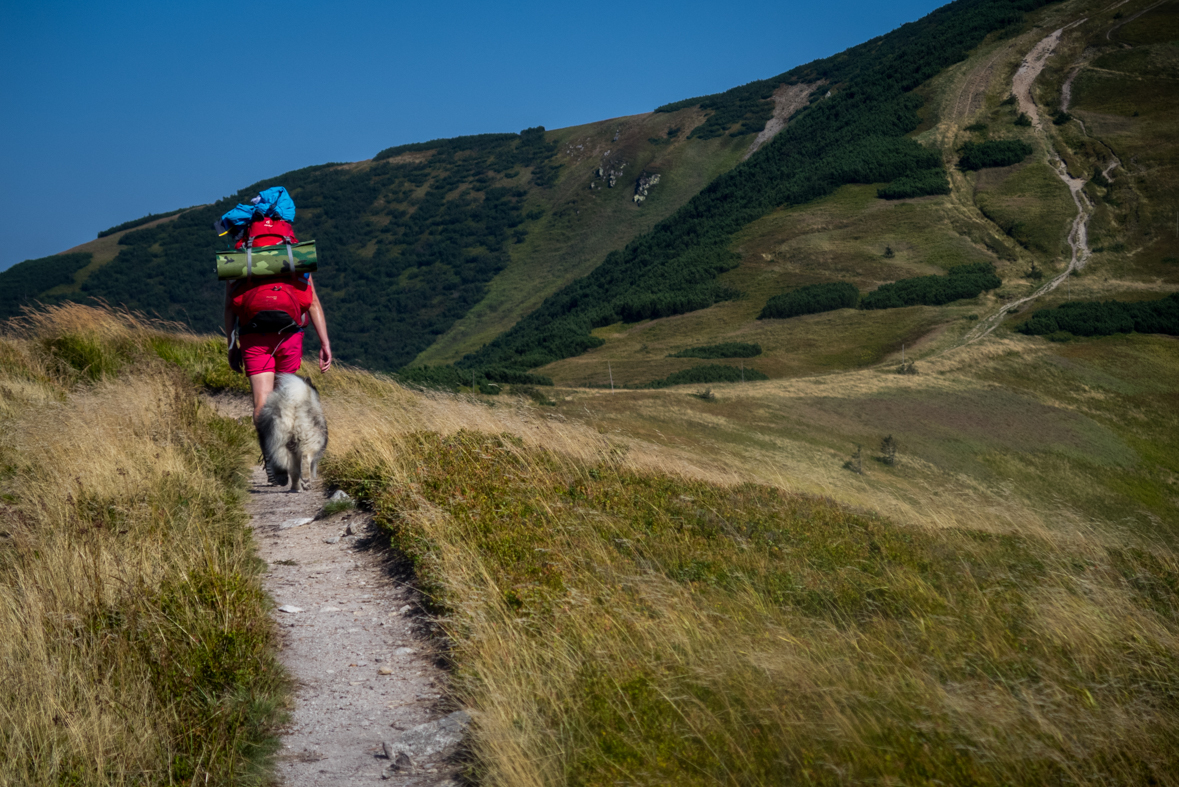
[961,18,1104,346]
[212,394,464,786]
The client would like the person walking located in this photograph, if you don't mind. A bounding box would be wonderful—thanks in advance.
[217,187,332,484]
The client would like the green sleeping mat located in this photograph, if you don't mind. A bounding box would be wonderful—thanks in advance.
[215,240,318,280]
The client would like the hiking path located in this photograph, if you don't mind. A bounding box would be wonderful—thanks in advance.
[210,395,462,786]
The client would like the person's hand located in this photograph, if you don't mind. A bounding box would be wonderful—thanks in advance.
[228,344,243,374]
[319,345,332,372]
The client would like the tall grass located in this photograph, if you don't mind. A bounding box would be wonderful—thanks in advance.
[317,367,1179,785]
[0,304,285,785]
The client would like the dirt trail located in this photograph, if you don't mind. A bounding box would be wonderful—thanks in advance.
[961,18,1109,346]
[210,396,459,786]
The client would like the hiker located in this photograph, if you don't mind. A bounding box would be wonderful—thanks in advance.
[223,271,332,420]
[217,187,332,423]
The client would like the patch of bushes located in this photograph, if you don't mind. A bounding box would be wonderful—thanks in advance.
[1018,293,1179,337]
[644,364,769,388]
[0,252,92,319]
[878,169,951,199]
[670,342,762,359]
[760,282,860,319]
[860,263,1001,310]
[958,139,1033,170]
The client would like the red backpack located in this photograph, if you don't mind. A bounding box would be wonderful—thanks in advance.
[230,219,313,334]
[232,275,314,334]
[234,218,297,250]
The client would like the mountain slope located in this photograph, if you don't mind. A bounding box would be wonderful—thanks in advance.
[5,0,1175,383]
[489,0,1179,386]
[1,114,753,371]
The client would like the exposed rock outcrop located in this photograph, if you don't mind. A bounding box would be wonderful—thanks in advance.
[633,172,661,204]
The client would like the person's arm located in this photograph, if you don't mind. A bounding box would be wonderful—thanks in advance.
[307,276,332,372]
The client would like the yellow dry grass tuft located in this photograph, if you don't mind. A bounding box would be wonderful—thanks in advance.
[0,303,285,786]
[316,353,1179,785]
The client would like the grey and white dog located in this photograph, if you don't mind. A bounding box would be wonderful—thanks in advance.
[256,373,328,492]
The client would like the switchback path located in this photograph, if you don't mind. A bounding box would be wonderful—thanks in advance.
[961,17,1103,347]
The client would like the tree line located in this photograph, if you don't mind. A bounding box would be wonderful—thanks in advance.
[32,129,564,372]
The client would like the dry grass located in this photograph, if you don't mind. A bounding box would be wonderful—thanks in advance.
[0,304,284,786]
[313,345,1179,784]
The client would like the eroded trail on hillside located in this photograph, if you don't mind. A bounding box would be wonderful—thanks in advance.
[212,397,461,786]
[961,19,1107,346]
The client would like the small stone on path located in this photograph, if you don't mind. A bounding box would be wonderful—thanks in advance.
[277,605,304,614]
[280,517,314,529]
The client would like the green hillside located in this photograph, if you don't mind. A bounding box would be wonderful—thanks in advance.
[4,0,1176,385]
[518,0,1179,386]
[0,115,750,372]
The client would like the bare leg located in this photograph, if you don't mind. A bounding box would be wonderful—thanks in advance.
[248,372,275,423]
[249,372,287,485]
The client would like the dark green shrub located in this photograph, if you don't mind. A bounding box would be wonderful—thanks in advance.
[860,263,1000,309]
[759,282,859,319]
[1018,294,1179,337]
[395,365,553,392]
[1014,113,1032,127]
[958,140,1033,170]
[670,342,762,359]
[644,364,769,388]
[878,169,951,199]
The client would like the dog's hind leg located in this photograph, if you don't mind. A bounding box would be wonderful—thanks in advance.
[300,451,312,491]
[288,445,304,492]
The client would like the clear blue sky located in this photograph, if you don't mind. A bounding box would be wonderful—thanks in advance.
[1,0,947,271]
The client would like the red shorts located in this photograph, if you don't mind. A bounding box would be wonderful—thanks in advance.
[241,331,304,376]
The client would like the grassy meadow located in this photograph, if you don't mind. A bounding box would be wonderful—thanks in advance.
[0,305,284,786]
[3,301,1177,785]
[316,324,1179,785]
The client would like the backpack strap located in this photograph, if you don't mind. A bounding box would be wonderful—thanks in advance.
[284,241,295,274]
[245,235,254,279]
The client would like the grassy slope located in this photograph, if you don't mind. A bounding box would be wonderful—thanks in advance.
[414,110,751,365]
[313,324,1179,785]
[530,0,1178,387]
[0,304,286,785]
